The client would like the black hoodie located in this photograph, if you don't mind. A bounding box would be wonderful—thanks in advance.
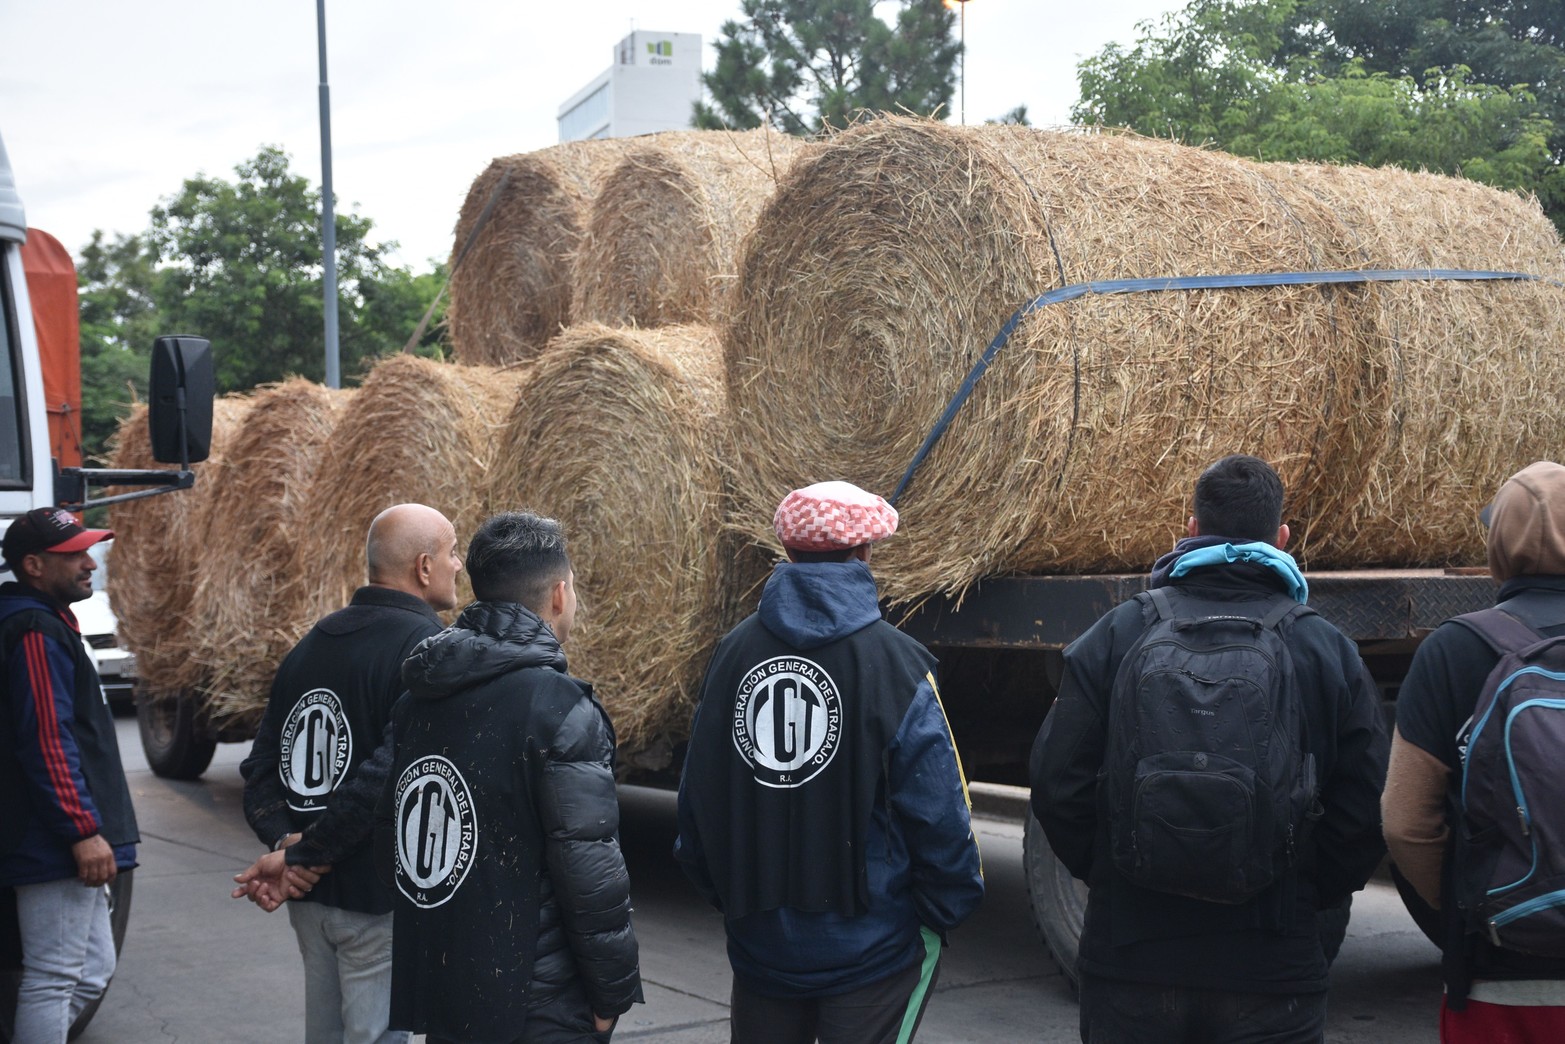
[380,601,640,1042]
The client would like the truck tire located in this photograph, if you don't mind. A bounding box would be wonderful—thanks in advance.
[0,870,133,1043]
[1023,812,1086,991]
[136,691,217,780]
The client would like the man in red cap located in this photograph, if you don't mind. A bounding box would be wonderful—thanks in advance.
[0,507,136,1042]
[676,481,983,1044]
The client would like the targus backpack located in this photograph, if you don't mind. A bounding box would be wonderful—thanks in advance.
[1105,586,1321,903]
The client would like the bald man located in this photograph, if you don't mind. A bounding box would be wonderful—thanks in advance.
[237,504,462,1044]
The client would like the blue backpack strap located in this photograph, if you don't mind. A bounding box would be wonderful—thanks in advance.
[1451,607,1544,657]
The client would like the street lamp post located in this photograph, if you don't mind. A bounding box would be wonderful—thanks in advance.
[944,0,973,125]
[316,0,340,389]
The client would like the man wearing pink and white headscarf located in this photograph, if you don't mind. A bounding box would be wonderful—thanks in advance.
[675,481,984,1044]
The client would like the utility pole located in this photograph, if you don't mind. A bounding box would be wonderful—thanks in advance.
[945,0,973,125]
[317,0,340,389]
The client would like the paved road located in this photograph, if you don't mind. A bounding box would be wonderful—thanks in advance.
[80,712,1446,1042]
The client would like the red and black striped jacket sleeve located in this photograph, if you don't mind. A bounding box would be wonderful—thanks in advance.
[6,622,102,841]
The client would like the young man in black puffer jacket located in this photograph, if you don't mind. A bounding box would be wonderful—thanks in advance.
[380,511,641,1044]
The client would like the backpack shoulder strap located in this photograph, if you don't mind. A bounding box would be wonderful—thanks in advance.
[1146,585,1312,630]
[1146,586,1176,622]
[1451,607,1544,657]
[1260,598,1312,631]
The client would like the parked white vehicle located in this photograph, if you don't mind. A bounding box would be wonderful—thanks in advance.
[79,538,135,703]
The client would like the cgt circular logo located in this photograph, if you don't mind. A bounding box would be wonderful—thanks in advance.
[278,688,352,811]
[394,755,478,909]
[731,655,842,789]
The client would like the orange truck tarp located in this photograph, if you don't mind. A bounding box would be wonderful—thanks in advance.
[20,227,83,474]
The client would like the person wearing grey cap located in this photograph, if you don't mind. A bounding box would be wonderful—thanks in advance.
[0,507,136,1042]
[1384,461,1565,1042]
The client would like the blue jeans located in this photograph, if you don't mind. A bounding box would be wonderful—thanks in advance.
[287,900,407,1044]
[1079,973,1327,1044]
[13,877,115,1043]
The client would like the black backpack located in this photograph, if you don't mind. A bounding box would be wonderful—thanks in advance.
[1451,608,1565,957]
[1105,586,1320,903]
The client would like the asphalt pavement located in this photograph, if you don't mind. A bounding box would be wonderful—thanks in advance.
[79,711,1446,1043]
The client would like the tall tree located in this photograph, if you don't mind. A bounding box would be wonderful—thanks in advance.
[74,147,445,458]
[147,146,444,392]
[1074,0,1565,232]
[76,231,159,462]
[695,0,960,134]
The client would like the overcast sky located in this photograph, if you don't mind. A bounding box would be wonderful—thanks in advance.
[1,0,1176,270]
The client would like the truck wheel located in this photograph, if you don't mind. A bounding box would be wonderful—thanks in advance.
[0,870,133,1043]
[136,691,217,780]
[1023,812,1085,991]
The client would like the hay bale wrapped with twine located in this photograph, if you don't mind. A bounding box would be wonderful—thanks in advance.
[1269,161,1565,566]
[447,139,633,365]
[107,395,252,695]
[293,354,525,625]
[572,130,806,328]
[725,117,1377,601]
[487,323,752,760]
[185,380,352,729]
[724,117,1565,600]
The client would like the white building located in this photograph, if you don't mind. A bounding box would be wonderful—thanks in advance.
[558,31,704,142]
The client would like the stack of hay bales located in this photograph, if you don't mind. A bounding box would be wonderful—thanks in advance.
[292,354,526,625]
[466,130,800,758]
[446,138,635,365]
[572,130,805,328]
[108,395,252,698]
[721,116,1565,604]
[487,324,765,760]
[186,380,352,729]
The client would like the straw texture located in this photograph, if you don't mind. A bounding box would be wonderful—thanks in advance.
[447,139,633,365]
[186,380,352,728]
[572,130,805,328]
[106,395,252,695]
[723,117,1565,601]
[486,323,750,759]
[293,355,526,625]
[1270,161,1565,565]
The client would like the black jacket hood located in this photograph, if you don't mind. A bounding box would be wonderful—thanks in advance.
[402,601,567,699]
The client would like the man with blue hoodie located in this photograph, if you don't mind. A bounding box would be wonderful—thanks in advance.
[1031,455,1388,1044]
[0,507,135,1043]
[676,480,984,1044]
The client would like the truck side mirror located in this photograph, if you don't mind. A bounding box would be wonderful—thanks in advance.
[148,336,214,465]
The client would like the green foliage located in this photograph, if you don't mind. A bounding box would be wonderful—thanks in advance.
[77,231,158,462]
[987,105,1031,126]
[694,0,959,134]
[74,148,446,458]
[1074,0,1565,233]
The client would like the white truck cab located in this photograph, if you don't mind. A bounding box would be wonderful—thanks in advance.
[0,132,61,515]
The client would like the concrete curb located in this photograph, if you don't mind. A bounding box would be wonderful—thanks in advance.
[969,781,1030,822]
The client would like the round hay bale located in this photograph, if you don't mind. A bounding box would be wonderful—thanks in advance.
[1269,161,1565,566]
[447,139,634,365]
[185,380,352,729]
[487,323,747,757]
[293,354,526,625]
[725,117,1387,602]
[107,394,252,695]
[572,130,806,328]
